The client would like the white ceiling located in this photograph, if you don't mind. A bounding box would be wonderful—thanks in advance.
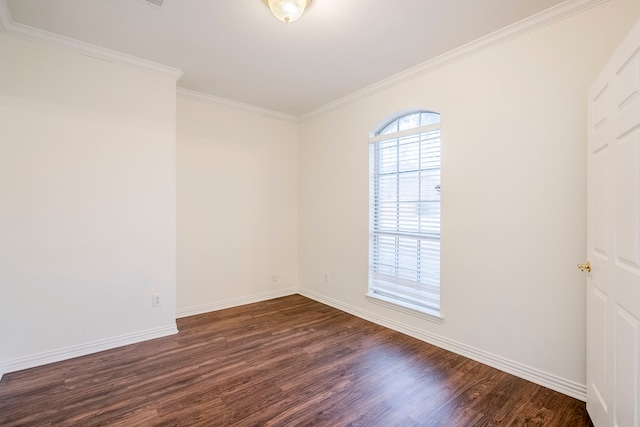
[3,0,569,116]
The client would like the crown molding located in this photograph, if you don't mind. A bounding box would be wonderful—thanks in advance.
[0,0,183,80]
[300,0,609,121]
[0,0,608,118]
[177,87,299,123]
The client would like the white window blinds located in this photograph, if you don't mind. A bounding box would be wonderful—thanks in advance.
[369,112,441,315]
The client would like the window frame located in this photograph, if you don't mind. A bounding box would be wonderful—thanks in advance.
[367,110,443,323]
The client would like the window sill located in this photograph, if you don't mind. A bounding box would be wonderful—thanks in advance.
[365,293,443,324]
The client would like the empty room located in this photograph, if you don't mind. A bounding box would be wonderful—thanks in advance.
[1,0,639,425]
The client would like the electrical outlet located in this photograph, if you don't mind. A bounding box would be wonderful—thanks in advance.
[152,294,162,307]
[272,274,279,282]
[324,272,329,283]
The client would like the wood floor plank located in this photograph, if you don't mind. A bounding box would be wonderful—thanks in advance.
[0,295,593,426]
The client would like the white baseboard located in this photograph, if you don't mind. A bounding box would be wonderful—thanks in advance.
[1,323,178,376]
[297,287,587,402]
[2,289,587,402]
[1,288,298,377]
[176,287,298,319]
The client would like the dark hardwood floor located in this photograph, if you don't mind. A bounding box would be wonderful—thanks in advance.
[0,295,592,426]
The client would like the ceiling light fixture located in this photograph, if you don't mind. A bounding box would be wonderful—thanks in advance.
[263,0,312,23]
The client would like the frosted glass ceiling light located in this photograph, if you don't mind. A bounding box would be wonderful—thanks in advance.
[264,0,312,23]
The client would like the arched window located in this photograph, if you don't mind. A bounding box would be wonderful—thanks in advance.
[368,110,441,319]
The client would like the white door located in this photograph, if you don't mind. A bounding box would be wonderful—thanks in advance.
[586,17,640,427]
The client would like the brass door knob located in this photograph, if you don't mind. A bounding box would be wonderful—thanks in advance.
[577,261,591,273]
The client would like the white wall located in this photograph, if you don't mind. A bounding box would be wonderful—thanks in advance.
[176,94,299,317]
[0,34,178,370]
[1,0,637,400]
[298,0,640,397]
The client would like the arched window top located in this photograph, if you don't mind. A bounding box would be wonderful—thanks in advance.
[376,110,440,136]
[368,108,442,318]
